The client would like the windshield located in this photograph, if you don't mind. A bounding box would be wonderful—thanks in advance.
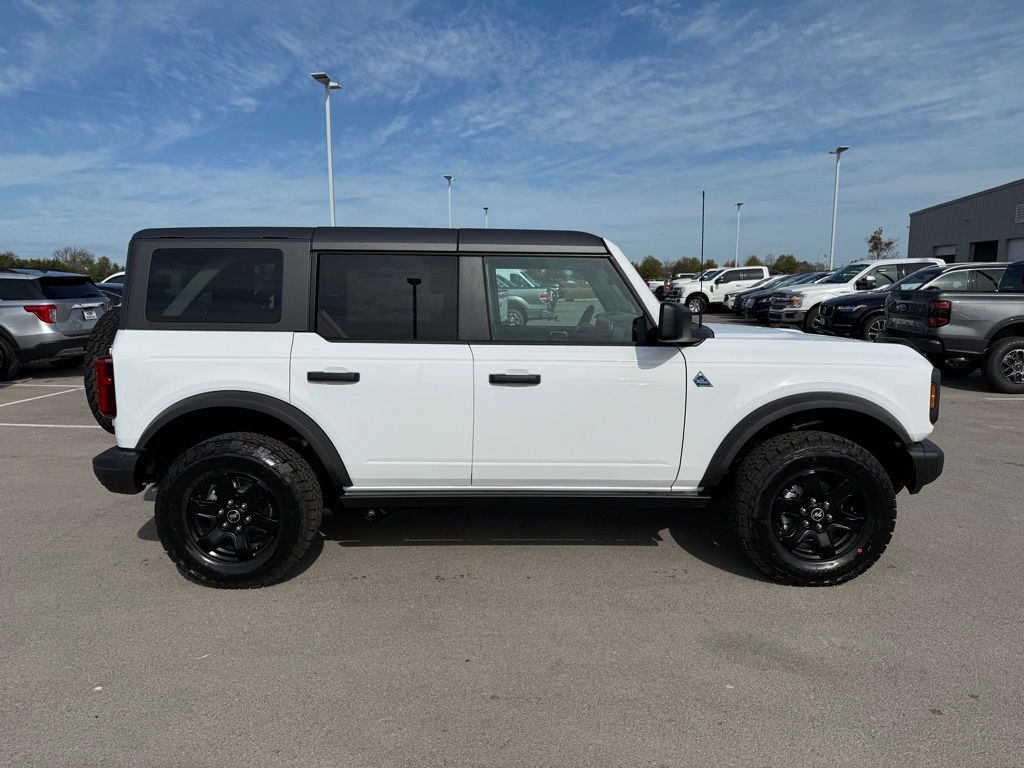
[888,267,944,291]
[697,269,722,281]
[820,263,866,284]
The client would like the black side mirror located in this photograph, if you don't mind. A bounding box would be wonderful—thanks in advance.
[658,302,693,342]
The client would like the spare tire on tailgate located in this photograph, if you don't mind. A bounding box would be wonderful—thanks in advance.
[84,306,120,433]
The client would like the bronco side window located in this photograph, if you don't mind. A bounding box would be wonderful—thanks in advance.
[315,253,458,342]
[146,248,282,323]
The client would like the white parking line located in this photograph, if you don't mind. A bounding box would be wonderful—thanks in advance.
[11,383,86,388]
[983,397,1024,402]
[0,389,81,408]
[0,422,101,429]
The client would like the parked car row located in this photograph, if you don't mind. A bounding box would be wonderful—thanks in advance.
[690,256,1024,394]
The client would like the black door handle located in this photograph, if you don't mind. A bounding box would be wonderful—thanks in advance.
[489,373,541,386]
[307,371,360,383]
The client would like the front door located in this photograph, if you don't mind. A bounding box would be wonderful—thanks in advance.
[290,252,473,488]
[470,255,687,488]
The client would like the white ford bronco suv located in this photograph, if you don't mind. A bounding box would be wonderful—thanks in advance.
[90,227,943,588]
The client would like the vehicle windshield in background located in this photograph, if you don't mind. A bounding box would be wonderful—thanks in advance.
[697,269,722,281]
[39,277,106,300]
[820,263,865,284]
[887,267,944,292]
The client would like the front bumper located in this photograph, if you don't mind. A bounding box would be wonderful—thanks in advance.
[768,307,806,324]
[904,440,944,494]
[93,447,147,494]
[14,336,89,364]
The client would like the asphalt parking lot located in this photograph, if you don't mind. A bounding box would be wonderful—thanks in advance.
[1,332,1022,768]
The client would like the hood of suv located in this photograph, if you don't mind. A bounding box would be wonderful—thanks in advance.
[707,323,850,343]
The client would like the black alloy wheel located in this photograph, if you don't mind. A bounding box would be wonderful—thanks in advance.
[771,469,868,561]
[184,471,281,565]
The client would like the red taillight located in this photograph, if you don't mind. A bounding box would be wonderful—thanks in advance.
[95,355,116,419]
[24,304,58,323]
[928,299,951,328]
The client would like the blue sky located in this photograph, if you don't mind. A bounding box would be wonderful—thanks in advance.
[1,0,1022,265]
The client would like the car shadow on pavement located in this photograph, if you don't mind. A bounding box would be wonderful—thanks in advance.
[0,363,85,388]
[937,371,992,393]
[136,504,770,583]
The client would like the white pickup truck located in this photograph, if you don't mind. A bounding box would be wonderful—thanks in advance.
[672,265,771,314]
[88,227,943,589]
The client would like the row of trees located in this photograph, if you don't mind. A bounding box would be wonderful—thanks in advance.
[632,226,901,281]
[0,247,123,282]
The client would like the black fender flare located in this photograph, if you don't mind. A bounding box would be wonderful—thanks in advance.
[698,392,913,489]
[137,390,352,488]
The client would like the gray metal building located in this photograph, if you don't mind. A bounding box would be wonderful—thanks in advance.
[908,178,1024,263]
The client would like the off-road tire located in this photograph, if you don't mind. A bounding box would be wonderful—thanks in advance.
[155,432,323,588]
[728,430,897,586]
[983,336,1024,394]
[0,336,18,380]
[83,306,120,433]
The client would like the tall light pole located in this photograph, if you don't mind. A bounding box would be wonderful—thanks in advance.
[311,72,342,226]
[443,175,454,228]
[483,206,490,228]
[734,202,743,266]
[828,145,850,269]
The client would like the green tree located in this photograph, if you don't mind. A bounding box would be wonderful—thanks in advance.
[0,246,122,281]
[634,255,666,281]
[744,255,763,266]
[866,227,899,260]
[773,254,799,274]
[668,257,702,275]
[703,259,718,269]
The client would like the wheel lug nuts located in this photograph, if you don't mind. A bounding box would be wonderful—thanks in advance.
[235,525,242,532]
[802,520,809,527]
[800,508,806,514]
[221,522,228,529]
[241,503,247,510]
[816,523,823,530]
[823,502,830,509]
[827,515,833,521]
[245,516,251,523]
[218,509,224,516]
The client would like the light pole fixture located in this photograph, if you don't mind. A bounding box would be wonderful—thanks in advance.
[828,145,850,270]
[734,202,743,265]
[311,72,342,226]
[443,175,454,228]
[483,206,490,228]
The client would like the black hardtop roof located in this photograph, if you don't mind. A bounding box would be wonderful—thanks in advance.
[130,227,608,254]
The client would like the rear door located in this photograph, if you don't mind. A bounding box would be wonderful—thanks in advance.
[36,276,107,336]
[470,254,687,488]
[290,251,474,488]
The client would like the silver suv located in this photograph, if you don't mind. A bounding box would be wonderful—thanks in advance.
[0,268,109,379]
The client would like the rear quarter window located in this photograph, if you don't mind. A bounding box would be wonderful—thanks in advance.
[998,263,1024,293]
[38,277,105,300]
[145,248,283,323]
[0,279,43,301]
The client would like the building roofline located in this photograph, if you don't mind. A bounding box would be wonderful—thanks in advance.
[910,177,1024,216]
